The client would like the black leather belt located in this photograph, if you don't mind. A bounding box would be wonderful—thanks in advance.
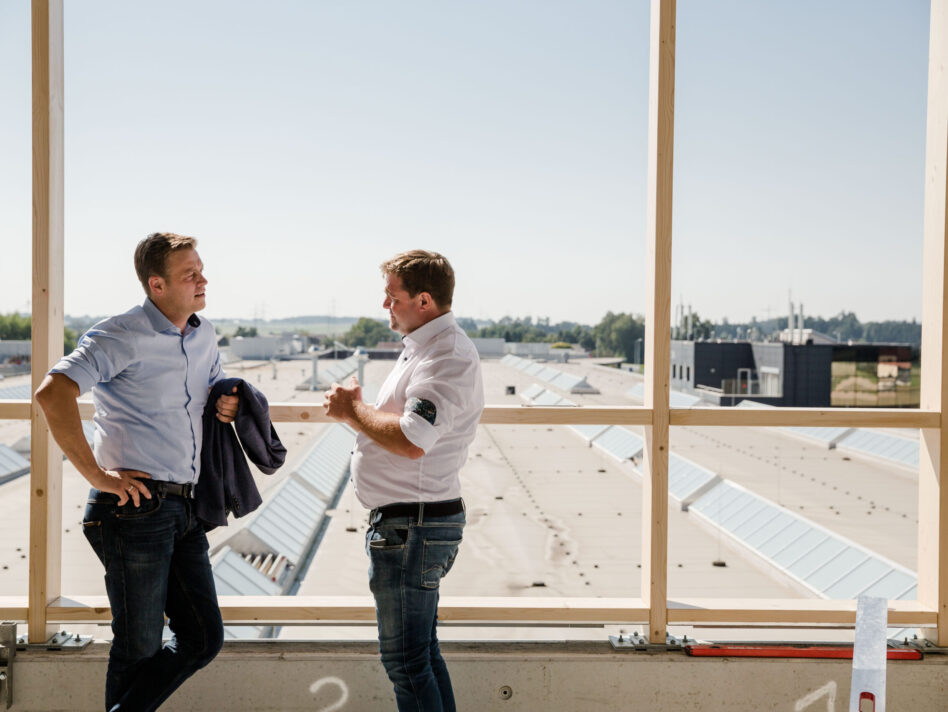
[147,480,195,499]
[374,498,464,520]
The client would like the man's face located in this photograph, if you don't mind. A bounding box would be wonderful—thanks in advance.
[383,273,424,335]
[150,248,207,322]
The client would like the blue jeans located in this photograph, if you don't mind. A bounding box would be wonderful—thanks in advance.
[83,487,224,712]
[366,505,465,712]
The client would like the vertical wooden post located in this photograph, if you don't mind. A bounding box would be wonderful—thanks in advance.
[29,0,64,644]
[920,0,948,648]
[642,0,675,644]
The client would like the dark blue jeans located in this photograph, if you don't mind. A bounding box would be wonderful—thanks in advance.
[366,505,465,712]
[83,487,224,712]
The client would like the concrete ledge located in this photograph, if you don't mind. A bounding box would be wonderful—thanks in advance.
[8,640,947,711]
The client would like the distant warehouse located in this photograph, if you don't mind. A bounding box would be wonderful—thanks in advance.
[227,334,304,360]
[670,339,917,408]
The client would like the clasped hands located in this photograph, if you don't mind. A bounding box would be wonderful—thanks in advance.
[323,375,363,427]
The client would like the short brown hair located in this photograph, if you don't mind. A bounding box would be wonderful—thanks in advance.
[381,250,455,309]
[134,232,198,294]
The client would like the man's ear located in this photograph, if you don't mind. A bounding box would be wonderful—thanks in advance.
[148,275,164,297]
[418,291,433,311]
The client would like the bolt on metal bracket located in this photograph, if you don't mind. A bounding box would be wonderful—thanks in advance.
[15,629,92,652]
[1,621,16,709]
[609,631,687,652]
[892,636,948,655]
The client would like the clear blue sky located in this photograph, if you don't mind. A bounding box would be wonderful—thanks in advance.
[0,1,932,326]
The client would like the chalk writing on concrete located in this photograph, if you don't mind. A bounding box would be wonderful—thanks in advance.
[310,676,350,712]
[795,681,837,712]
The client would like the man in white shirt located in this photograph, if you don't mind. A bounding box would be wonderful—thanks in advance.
[324,250,484,712]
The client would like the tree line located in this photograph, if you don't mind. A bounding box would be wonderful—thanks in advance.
[4,308,918,365]
[0,313,77,354]
[711,312,921,346]
[338,313,647,362]
[464,313,644,361]
[465,311,922,361]
[338,309,922,363]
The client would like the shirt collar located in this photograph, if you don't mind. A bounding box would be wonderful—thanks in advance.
[402,311,455,351]
[142,298,201,335]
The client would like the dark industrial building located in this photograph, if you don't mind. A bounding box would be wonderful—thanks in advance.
[670,340,917,408]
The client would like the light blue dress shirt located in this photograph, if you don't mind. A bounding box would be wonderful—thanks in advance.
[50,299,224,484]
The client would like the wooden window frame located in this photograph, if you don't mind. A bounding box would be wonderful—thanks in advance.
[2,0,944,646]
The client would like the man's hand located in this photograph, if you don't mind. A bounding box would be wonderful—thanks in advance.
[216,385,239,423]
[93,468,152,506]
[324,376,424,459]
[323,376,363,427]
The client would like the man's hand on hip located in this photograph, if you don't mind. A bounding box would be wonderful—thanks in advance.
[216,385,239,423]
[93,468,152,506]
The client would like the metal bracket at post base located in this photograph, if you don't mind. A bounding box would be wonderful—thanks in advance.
[1,621,15,709]
[0,623,94,709]
[609,632,686,652]
[15,629,93,652]
[892,636,948,655]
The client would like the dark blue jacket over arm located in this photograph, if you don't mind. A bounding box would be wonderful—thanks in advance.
[195,377,287,528]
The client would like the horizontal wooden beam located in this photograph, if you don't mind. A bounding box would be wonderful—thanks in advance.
[667,598,936,626]
[267,404,655,426]
[0,400,31,419]
[48,595,649,624]
[439,596,649,623]
[42,595,934,627]
[670,408,939,429]
[0,401,642,424]
[2,402,931,430]
[478,406,652,426]
[0,596,27,620]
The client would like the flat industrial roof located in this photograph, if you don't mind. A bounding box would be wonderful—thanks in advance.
[0,355,920,642]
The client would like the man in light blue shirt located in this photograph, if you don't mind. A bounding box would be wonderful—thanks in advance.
[53,296,223,484]
[36,232,238,712]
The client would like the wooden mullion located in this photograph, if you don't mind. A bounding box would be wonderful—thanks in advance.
[29,0,64,644]
[919,0,948,648]
[642,0,676,645]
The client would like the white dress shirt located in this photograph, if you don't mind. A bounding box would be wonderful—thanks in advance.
[350,311,484,509]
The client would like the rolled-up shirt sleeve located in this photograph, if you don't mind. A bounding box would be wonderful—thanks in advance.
[399,353,476,453]
[49,326,135,395]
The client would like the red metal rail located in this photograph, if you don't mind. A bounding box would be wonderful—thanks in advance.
[685,644,922,660]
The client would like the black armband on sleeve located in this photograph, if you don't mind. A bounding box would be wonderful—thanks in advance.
[407,397,437,425]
